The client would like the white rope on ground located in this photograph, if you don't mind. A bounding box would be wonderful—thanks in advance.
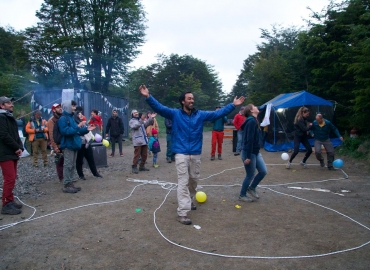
[0,163,368,260]
[0,183,145,231]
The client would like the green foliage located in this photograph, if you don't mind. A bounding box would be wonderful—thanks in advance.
[338,135,370,161]
[24,0,146,93]
[124,54,225,111]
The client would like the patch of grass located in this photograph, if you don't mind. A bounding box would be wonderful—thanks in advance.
[338,135,370,160]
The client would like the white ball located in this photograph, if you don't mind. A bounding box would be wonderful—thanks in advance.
[281,153,289,161]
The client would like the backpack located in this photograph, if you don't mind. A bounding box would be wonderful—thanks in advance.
[152,140,161,153]
[53,116,69,145]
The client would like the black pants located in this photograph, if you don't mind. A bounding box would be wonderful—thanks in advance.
[110,134,123,154]
[76,144,98,177]
[289,135,313,163]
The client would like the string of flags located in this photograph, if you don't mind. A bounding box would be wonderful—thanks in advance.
[30,92,129,115]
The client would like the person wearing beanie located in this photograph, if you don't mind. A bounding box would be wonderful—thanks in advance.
[47,103,64,182]
[129,109,155,174]
[26,110,49,167]
[149,128,161,168]
[105,109,124,157]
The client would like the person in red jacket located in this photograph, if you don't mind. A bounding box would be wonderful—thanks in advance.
[89,109,103,134]
[233,106,246,155]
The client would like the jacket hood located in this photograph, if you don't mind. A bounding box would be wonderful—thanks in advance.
[0,109,14,117]
[62,100,73,114]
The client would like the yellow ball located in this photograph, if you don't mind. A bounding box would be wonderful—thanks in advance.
[102,139,110,147]
[195,191,207,203]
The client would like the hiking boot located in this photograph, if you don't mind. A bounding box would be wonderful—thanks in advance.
[218,154,222,160]
[286,161,291,169]
[177,216,192,225]
[1,203,21,215]
[132,167,139,174]
[328,166,335,171]
[9,201,23,209]
[139,166,150,171]
[320,159,325,167]
[71,183,81,191]
[300,161,308,168]
[94,173,103,178]
[191,202,197,210]
[238,195,254,202]
[79,175,86,180]
[62,183,78,193]
[109,153,114,157]
[247,188,259,199]
[167,157,172,163]
[120,153,123,157]
[210,155,215,161]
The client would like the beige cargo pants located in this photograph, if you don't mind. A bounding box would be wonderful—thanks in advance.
[175,154,201,217]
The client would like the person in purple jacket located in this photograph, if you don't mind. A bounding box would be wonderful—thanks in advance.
[139,85,245,225]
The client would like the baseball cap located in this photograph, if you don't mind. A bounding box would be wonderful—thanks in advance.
[51,103,61,110]
[0,96,14,105]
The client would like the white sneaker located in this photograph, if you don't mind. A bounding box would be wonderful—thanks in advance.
[300,161,308,168]
[286,161,291,169]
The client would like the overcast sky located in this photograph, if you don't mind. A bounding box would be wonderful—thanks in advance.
[0,0,332,93]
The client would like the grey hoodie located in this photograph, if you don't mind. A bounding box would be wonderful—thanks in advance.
[62,100,73,114]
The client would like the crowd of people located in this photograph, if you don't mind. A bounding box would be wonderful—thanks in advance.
[1,93,343,224]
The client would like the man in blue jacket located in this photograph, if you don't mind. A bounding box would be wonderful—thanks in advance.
[58,100,95,193]
[311,113,343,170]
[139,85,245,225]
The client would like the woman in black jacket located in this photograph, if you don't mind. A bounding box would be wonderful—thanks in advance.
[239,104,267,202]
[286,106,312,169]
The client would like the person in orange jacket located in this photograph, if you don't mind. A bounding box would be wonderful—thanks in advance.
[26,110,49,167]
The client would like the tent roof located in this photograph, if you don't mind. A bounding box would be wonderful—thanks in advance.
[260,90,333,109]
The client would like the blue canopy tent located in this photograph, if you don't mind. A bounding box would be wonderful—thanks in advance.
[258,90,342,152]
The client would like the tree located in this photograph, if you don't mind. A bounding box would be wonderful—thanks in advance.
[123,54,225,111]
[25,0,146,93]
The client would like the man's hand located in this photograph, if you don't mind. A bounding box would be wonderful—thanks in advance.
[340,136,344,141]
[78,121,86,127]
[244,158,251,165]
[150,113,157,118]
[54,148,61,153]
[15,149,22,156]
[87,125,96,131]
[139,85,150,98]
[233,96,245,106]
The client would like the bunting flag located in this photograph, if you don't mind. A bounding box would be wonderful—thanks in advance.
[76,93,81,99]
[39,105,42,110]
[48,109,52,114]
[31,94,35,103]
[43,108,47,112]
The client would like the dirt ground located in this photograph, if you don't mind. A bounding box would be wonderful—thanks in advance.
[1,131,370,269]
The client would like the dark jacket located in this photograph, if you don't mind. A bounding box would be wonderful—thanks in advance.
[241,116,261,159]
[0,110,24,162]
[58,101,88,151]
[311,119,341,142]
[146,95,235,155]
[165,118,172,134]
[294,117,310,137]
[106,116,124,137]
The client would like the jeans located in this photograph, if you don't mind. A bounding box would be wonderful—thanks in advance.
[240,152,267,196]
[211,130,224,156]
[110,134,123,155]
[175,154,201,216]
[289,136,313,163]
[76,144,99,177]
[166,134,174,159]
[0,160,18,206]
[236,130,243,152]
[153,152,158,164]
